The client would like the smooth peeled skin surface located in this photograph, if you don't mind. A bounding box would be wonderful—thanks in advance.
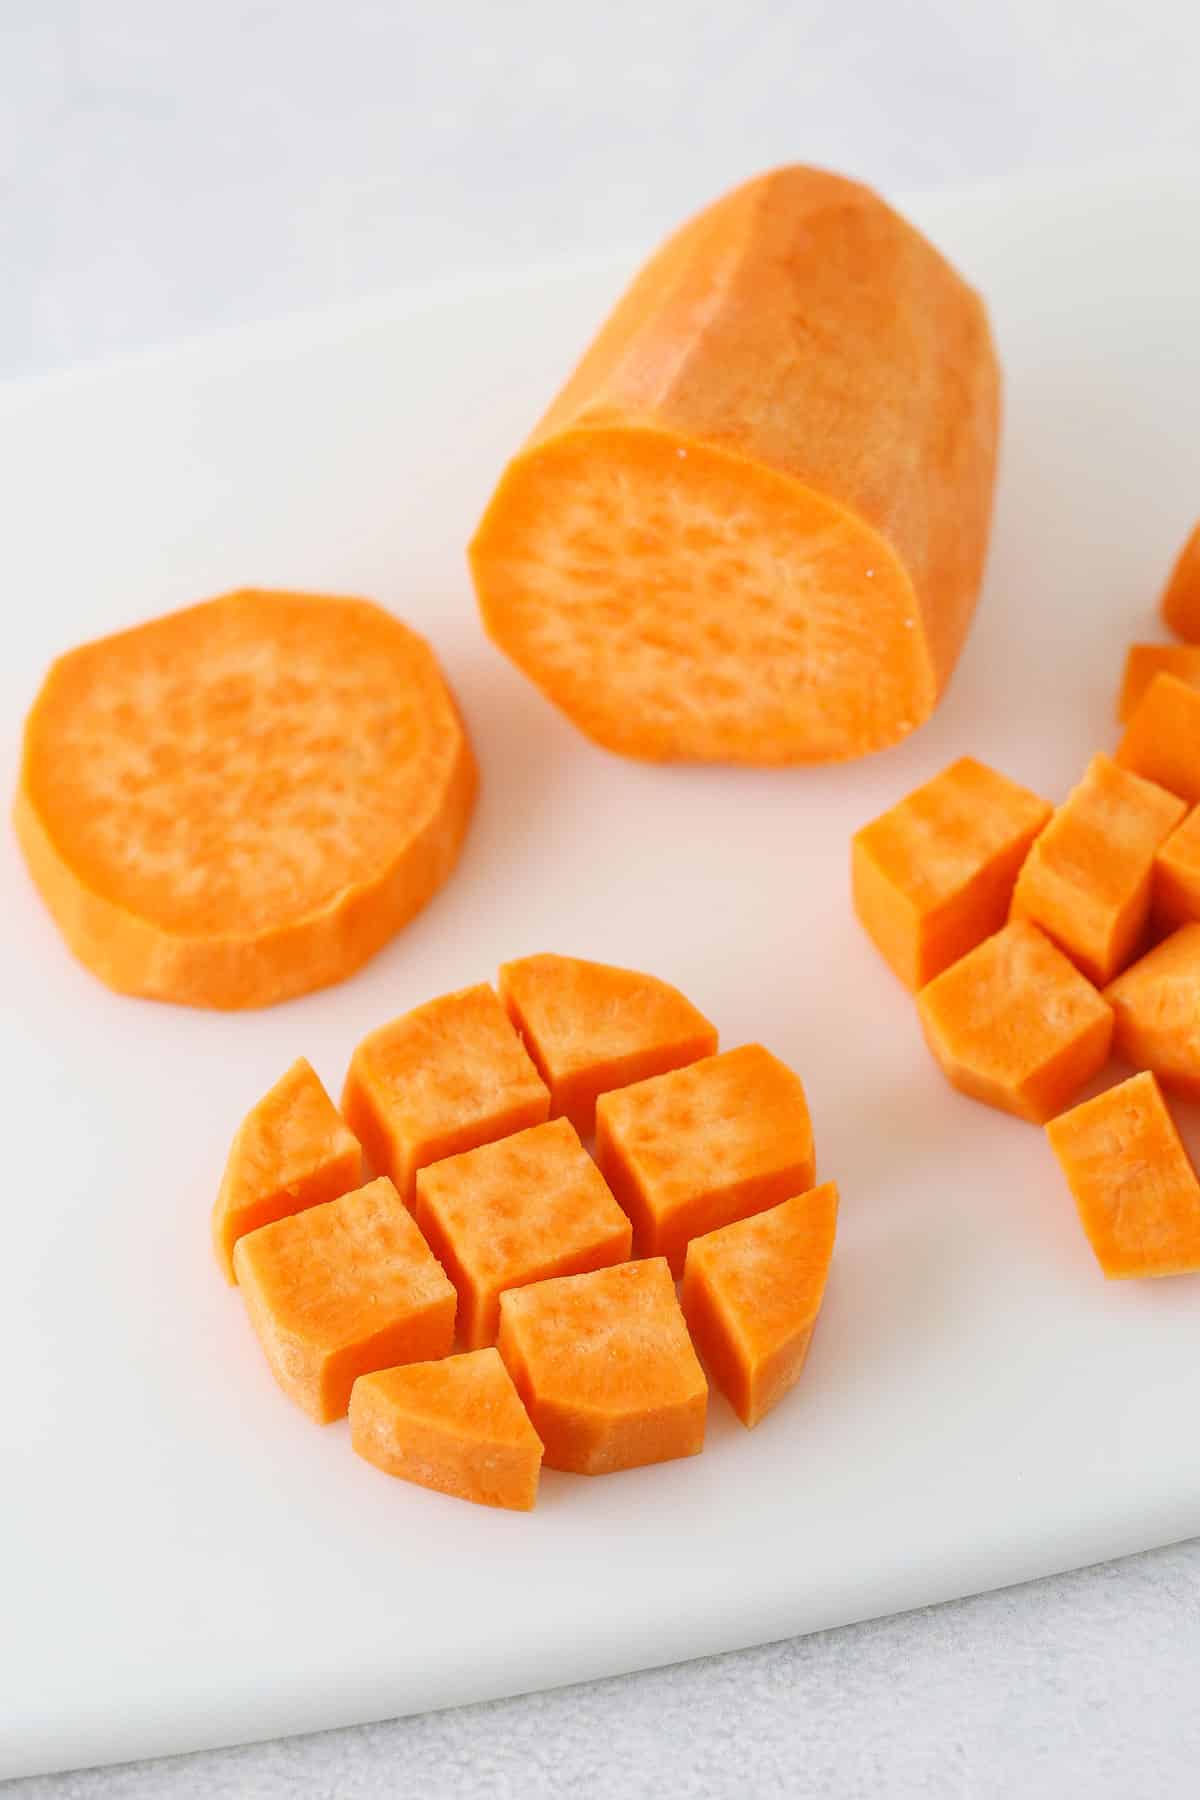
[1046,1071,1200,1278]
[13,589,477,1008]
[470,165,1000,765]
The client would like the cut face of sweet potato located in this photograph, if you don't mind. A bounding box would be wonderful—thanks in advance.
[212,1057,362,1283]
[350,1349,544,1511]
[681,1182,838,1428]
[413,1117,632,1348]
[1118,644,1200,723]
[342,984,550,1203]
[1115,672,1200,805]
[497,952,717,1133]
[496,1260,706,1475]
[13,589,476,1008]
[1159,521,1200,641]
[595,1044,815,1276]
[1105,925,1200,1102]
[1154,805,1200,932]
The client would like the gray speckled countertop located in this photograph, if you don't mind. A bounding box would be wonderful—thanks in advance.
[5,4,1200,1792]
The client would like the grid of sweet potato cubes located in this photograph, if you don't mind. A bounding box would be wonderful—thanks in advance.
[215,955,838,1511]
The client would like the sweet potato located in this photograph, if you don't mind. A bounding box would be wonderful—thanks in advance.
[1104,924,1200,1102]
[595,1044,814,1276]
[681,1182,838,1428]
[413,1117,632,1348]
[233,1176,456,1421]
[1159,521,1200,641]
[497,952,717,1133]
[1010,753,1186,985]
[212,1057,362,1283]
[1115,672,1200,804]
[13,589,476,1008]
[469,166,1000,764]
[916,920,1113,1123]
[342,984,550,1204]
[496,1260,706,1475]
[1154,805,1200,932]
[349,1349,543,1511]
[1046,1070,1200,1278]
[852,756,1051,989]
[1117,644,1200,722]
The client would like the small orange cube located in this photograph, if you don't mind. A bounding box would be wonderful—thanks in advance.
[681,1182,838,1428]
[1118,644,1200,723]
[1160,519,1200,641]
[233,1176,456,1421]
[350,1348,544,1511]
[1154,804,1200,932]
[498,952,717,1133]
[1046,1071,1200,1278]
[342,983,550,1203]
[497,1259,706,1475]
[852,755,1052,990]
[917,920,1113,1124]
[1116,673,1200,806]
[414,1117,632,1348]
[212,1056,362,1283]
[1011,753,1186,985]
[1104,924,1200,1102]
[595,1044,815,1276]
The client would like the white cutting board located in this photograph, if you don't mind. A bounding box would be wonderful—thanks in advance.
[2,165,1199,1781]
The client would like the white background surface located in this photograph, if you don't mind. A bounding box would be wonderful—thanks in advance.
[4,4,1200,1797]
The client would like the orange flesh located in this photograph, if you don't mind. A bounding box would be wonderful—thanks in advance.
[496,1259,706,1475]
[1154,805,1200,932]
[1115,672,1200,805]
[497,952,718,1132]
[212,1057,362,1283]
[13,589,476,1008]
[916,920,1113,1124]
[1118,644,1200,722]
[349,1349,543,1511]
[1046,1071,1200,1278]
[1010,753,1186,985]
[341,983,550,1204]
[413,1117,632,1348]
[852,755,1051,989]
[1104,925,1200,1102]
[1159,521,1200,641]
[470,166,1000,764]
[232,1176,456,1422]
[595,1043,814,1276]
[681,1182,838,1428]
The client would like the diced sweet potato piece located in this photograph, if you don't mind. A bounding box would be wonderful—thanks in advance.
[342,984,550,1203]
[1155,805,1200,932]
[233,1176,456,1421]
[1115,673,1200,804]
[1159,521,1200,641]
[595,1044,814,1276]
[497,952,718,1133]
[349,1348,543,1511]
[681,1182,838,1428]
[1046,1071,1200,1278]
[414,1117,632,1348]
[852,755,1052,989]
[916,920,1113,1123]
[1118,644,1200,722]
[1011,753,1186,985]
[1104,925,1200,1102]
[212,1057,362,1283]
[497,1260,706,1475]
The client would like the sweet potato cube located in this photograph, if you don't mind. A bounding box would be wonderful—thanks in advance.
[342,983,550,1202]
[233,1176,456,1421]
[852,756,1051,990]
[497,1260,706,1475]
[1046,1071,1200,1278]
[211,1057,362,1283]
[916,920,1113,1124]
[1118,644,1200,723]
[349,1348,543,1511]
[1011,753,1186,985]
[682,1182,838,1428]
[414,1117,632,1348]
[1116,674,1200,806]
[1105,925,1200,1102]
[1160,520,1200,641]
[595,1044,815,1276]
[498,952,717,1133]
[1155,805,1200,932]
